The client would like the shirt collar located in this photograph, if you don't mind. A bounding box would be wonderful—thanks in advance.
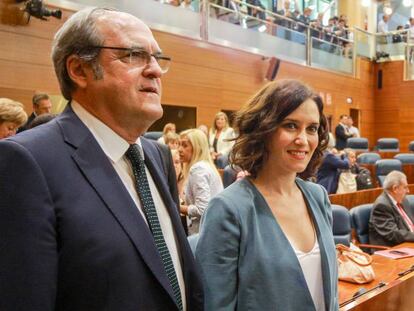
[71,100,144,162]
[385,191,399,207]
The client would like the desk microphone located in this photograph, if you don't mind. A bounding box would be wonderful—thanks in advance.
[353,288,367,298]
[340,282,386,308]
[397,265,414,278]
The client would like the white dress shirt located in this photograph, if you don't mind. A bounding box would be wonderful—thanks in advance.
[348,126,360,138]
[72,101,186,310]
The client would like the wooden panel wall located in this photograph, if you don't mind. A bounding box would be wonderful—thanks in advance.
[0,5,377,146]
[374,61,414,152]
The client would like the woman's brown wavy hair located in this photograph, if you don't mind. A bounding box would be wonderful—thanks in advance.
[230,79,328,179]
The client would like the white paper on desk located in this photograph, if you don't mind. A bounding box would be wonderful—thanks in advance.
[374,247,414,259]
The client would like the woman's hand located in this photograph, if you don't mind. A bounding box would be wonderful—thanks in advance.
[180,204,188,215]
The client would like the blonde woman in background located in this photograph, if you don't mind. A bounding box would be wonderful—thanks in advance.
[171,148,185,197]
[179,129,224,235]
[0,98,27,139]
[157,122,176,144]
[208,112,236,168]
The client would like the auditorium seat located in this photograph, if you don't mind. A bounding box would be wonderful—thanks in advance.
[350,204,388,253]
[376,138,400,152]
[332,204,352,246]
[223,165,238,188]
[346,137,369,152]
[357,152,381,164]
[394,153,414,164]
[143,131,163,141]
[375,159,402,187]
[405,194,414,211]
[350,204,372,245]
[409,141,414,152]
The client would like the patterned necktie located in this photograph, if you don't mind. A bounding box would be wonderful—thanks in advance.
[125,144,183,311]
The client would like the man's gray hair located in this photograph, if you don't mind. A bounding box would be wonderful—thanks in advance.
[383,170,407,191]
[51,7,117,100]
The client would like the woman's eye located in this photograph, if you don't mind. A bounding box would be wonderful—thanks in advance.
[307,125,319,133]
[284,123,296,130]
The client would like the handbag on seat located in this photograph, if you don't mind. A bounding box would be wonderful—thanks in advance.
[336,244,375,284]
[336,171,357,194]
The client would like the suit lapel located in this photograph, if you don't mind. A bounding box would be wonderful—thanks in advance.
[58,106,176,304]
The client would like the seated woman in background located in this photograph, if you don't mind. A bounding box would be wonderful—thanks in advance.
[0,98,27,139]
[157,122,176,144]
[179,129,224,235]
[317,146,350,194]
[209,112,236,168]
[196,79,338,311]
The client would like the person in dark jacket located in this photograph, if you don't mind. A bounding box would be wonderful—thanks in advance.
[369,171,414,246]
[317,147,350,194]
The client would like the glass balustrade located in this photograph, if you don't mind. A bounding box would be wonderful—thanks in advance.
[50,0,414,80]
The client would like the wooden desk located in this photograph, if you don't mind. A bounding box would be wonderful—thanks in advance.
[339,242,414,311]
[329,185,414,209]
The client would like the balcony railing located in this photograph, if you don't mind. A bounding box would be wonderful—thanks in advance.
[49,0,414,80]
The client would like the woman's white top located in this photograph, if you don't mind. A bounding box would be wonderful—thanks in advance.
[289,238,326,311]
[208,127,236,156]
[184,161,223,234]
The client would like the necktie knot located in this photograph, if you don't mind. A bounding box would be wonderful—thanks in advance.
[126,144,143,163]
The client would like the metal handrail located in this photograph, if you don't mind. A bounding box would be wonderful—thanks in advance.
[209,0,354,44]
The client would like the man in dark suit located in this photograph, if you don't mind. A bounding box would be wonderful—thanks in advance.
[369,171,414,246]
[335,114,353,150]
[0,7,203,311]
[17,93,52,132]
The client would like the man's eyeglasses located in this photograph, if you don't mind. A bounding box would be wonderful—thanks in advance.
[87,46,171,73]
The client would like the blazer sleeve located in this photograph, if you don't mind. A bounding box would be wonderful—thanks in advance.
[0,140,57,310]
[326,153,350,170]
[196,195,240,311]
[370,203,414,244]
[186,165,212,219]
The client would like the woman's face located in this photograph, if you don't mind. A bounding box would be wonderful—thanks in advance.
[215,115,226,130]
[172,152,181,177]
[267,99,320,175]
[167,140,179,150]
[347,151,356,166]
[179,136,193,164]
[0,121,19,139]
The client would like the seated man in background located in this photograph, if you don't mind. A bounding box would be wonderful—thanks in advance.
[369,171,414,246]
[18,93,52,132]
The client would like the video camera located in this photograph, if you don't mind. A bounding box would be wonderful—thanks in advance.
[23,0,62,21]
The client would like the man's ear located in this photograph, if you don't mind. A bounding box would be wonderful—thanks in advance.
[66,55,92,90]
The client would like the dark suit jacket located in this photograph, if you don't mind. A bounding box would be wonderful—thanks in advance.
[369,192,414,246]
[156,142,188,235]
[317,152,350,194]
[17,112,35,133]
[0,105,203,311]
[335,124,352,150]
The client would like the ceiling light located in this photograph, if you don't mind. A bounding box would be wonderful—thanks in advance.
[403,0,412,7]
[384,6,393,15]
[361,0,370,7]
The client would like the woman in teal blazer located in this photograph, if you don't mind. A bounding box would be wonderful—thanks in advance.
[196,80,338,311]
